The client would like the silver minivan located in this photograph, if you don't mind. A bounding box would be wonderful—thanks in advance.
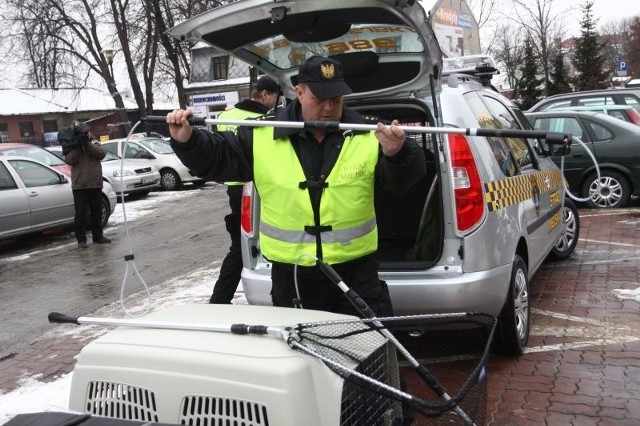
[168,0,579,354]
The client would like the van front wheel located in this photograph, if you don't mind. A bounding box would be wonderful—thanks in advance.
[495,255,529,355]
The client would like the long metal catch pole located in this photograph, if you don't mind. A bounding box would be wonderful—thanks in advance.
[140,116,571,145]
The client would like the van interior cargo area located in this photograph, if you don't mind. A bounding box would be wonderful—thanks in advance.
[351,102,443,270]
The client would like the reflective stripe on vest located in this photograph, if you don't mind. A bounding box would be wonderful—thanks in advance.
[218,107,263,185]
[253,126,379,266]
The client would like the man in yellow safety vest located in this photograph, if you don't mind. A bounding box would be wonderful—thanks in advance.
[167,56,425,317]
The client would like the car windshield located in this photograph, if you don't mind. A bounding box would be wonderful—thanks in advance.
[246,24,423,70]
[102,151,122,162]
[137,138,174,154]
[0,146,65,167]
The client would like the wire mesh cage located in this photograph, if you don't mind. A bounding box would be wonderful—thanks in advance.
[289,312,496,426]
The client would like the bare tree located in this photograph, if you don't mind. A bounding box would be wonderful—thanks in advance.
[488,24,526,97]
[467,0,499,30]
[625,18,640,79]
[1,0,229,115]
[505,0,568,88]
[599,17,632,80]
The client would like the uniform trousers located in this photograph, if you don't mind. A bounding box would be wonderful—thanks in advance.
[270,254,394,318]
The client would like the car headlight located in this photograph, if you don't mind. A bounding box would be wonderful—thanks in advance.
[113,169,135,177]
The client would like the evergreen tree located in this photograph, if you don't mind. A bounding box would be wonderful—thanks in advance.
[571,1,611,90]
[547,50,572,95]
[518,36,543,110]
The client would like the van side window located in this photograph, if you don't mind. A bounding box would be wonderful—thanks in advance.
[481,95,536,174]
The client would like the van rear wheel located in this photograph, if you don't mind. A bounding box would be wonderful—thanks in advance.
[495,255,529,355]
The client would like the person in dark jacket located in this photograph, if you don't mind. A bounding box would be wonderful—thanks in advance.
[209,75,279,304]
[64,126,111,248]
[166,56,426,317]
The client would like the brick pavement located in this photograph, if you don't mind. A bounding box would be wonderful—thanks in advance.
[486,208,640,425]
[1,208,639,425]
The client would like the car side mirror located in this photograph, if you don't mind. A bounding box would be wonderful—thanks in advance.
[139,152,155,160]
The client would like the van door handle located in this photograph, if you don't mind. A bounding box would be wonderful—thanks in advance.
[29,192,38,197]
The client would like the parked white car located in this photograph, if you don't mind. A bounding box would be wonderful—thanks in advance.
[47,145,161,198]
[101,135,205,191]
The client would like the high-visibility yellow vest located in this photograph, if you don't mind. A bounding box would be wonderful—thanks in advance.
[252,126,379,266]
[217,107,263,132]
[218,107,264,185]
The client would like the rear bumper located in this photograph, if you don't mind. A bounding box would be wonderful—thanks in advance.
[241,263,512,317]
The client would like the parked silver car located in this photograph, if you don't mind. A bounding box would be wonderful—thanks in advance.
[48,145,161,198]
[101,135,205,191]
[167,0,579,355]
[0,143,117,228]
[0,156,116,240]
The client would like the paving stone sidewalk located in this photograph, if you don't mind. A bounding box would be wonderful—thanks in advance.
[1,208,639,425]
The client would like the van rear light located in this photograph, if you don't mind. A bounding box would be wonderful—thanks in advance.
[241,182,254,237]
[448,133,485,233]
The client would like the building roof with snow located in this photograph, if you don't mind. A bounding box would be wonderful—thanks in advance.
[0,87,139,116]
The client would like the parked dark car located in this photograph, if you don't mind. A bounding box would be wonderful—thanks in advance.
[526,110,640,208]
[528,88,640,112]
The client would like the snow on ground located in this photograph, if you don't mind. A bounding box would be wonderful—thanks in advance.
[0,188,247,424]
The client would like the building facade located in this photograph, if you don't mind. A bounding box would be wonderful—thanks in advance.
[0,88,139,146]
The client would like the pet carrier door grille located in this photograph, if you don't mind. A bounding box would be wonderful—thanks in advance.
[85,380,158,422]
[178,395,269,425]
[338,343,401,425]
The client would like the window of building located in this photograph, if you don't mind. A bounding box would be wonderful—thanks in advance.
[43,120,58,133]
[0,123,8,143]
[209,56,229,80]
[19,122,35,144]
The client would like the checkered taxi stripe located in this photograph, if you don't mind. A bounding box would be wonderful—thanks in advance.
[484,169,563,212]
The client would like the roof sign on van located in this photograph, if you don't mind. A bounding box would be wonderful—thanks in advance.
[443,55,498,75]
